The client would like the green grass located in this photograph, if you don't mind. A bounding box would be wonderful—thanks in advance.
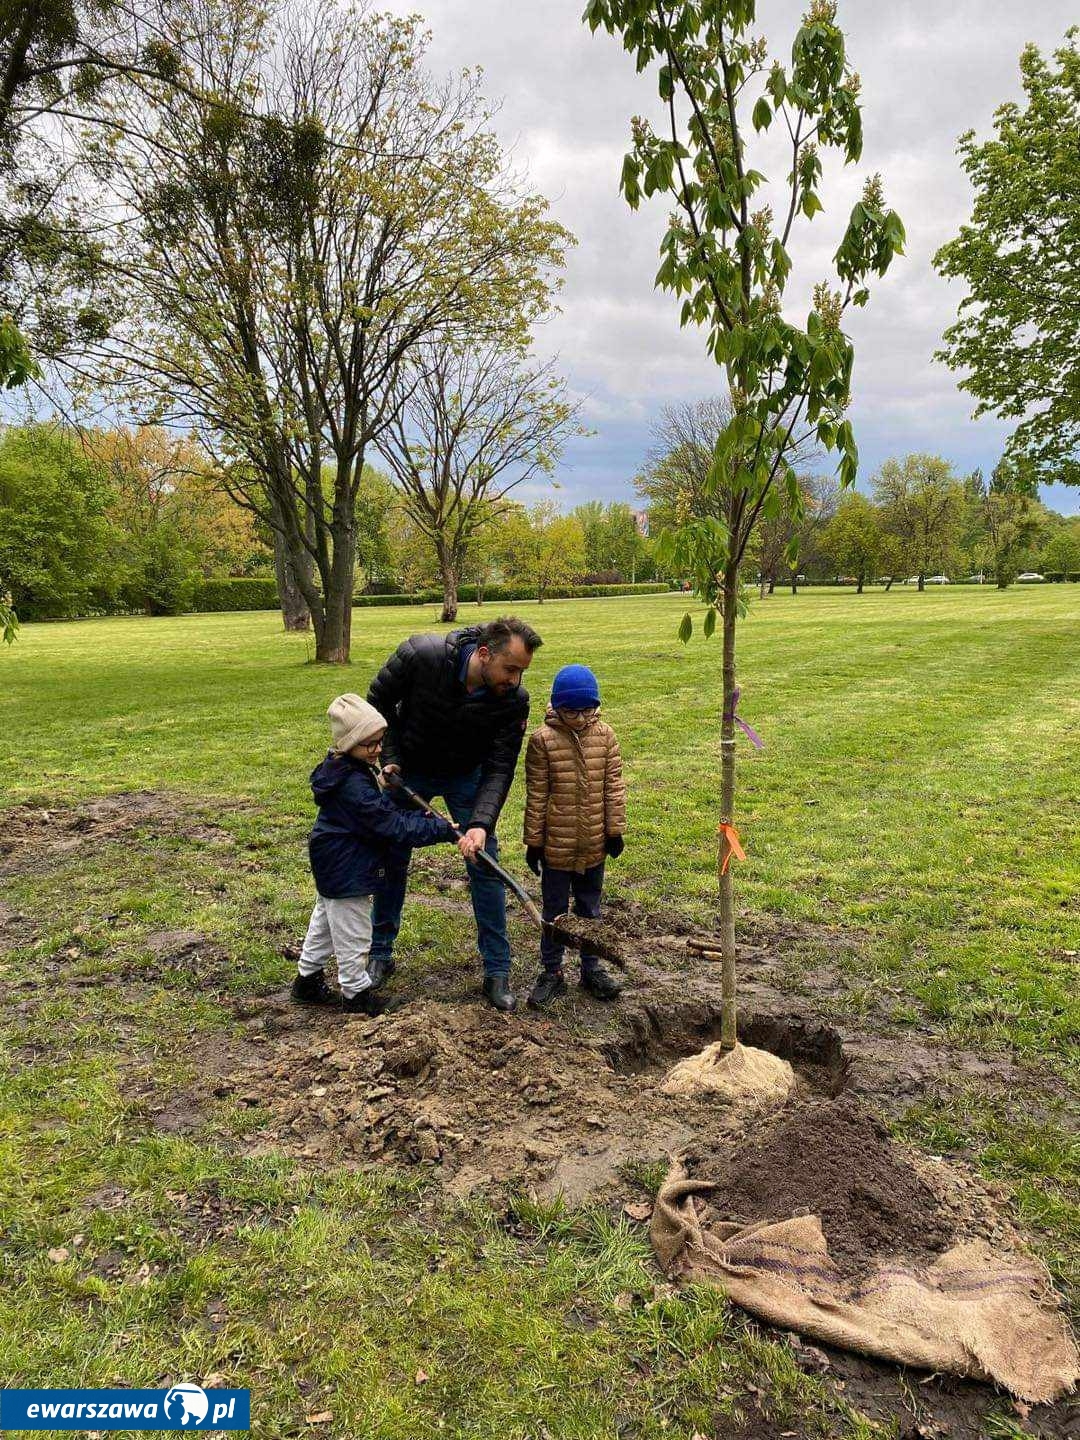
[1,586,1077,1437]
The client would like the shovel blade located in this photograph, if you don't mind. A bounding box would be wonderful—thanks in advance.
[545,914,627,970]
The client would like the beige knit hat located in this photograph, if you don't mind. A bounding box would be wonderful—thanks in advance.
[327,694,387,753]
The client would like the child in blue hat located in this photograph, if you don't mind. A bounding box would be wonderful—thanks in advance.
[523,664,627,1009]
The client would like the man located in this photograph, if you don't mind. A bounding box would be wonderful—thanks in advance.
[366,615,542,1011]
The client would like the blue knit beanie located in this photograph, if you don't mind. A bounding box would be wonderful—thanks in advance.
[551,663,600,710]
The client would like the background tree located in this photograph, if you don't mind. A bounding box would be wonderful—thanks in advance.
[819,491,882,591]
[573,498,649,580]
[934,30,1080,489]
[970,459,1041,589]
[498,500,585,603]
[0,0,212,384]
[377,338,578,622]
[353,465,398,595]
[88,0,570,661]
[635,396,733,534]
[589,0,903,1049]
[1043,521,1080,581]
[873,455,963,589]
[0,421,120,617]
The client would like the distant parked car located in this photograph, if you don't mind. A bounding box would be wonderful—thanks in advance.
[926,575,951,584]
[1017,572,1045,582]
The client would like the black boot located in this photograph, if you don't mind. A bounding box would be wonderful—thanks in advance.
[481,973,516,1012]
[527,968,567,1011]
[341,988,384,1016]
[366,955,396,991]
[291,970,336,1006]
[579,964,623,1002]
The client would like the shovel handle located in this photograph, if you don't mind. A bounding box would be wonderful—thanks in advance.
[387,774,545,927]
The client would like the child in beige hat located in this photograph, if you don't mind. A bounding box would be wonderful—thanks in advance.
[292,694,456,1013]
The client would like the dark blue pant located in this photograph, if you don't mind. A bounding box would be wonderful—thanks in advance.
[370,767,512,977]
[540,860,606,973]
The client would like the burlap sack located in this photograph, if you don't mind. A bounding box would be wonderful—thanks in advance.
[660,1041,795,1109]
[651,1163,1079,1405]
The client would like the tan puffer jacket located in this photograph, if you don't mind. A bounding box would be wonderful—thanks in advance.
[523,708,627,873]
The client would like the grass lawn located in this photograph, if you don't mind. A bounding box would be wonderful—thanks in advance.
[1,585,1077,1438]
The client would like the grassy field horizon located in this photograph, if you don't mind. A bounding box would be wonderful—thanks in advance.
[1,586,1077,1438]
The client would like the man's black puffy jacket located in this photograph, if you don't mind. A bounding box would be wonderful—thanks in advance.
[366,626,530,834]
[308,751,453,898]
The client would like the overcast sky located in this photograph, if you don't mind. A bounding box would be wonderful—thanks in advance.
[380,0,1079,516]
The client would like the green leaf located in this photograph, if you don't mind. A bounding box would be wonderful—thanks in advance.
[703,606,717,639]
[678,611,693,644]
[752,97,772,132]
[801,191,823,219]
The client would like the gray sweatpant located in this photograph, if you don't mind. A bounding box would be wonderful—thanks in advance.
[298,893,374,998]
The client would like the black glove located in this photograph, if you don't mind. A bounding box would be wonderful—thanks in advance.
[526,845,544,875]
[604,834,624,859]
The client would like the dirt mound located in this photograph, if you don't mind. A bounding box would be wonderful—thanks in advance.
[0,793,237,876]
[693,1096,954,1280]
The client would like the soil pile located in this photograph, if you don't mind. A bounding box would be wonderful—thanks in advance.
[696,1096,954,1279]
[221,997,704,1199]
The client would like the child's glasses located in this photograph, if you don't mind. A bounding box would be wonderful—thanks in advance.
[558,706,598,718]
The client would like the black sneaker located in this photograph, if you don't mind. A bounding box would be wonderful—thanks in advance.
[579,964,623,1002]
[481,974,517,1012]
[527,968,567,1011]
[366,955,396,991]
[291,971,336,1006]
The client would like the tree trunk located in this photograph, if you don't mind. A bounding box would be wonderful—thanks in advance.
[767,574,776,595]
[790,570,798,595]
[436,537,459,623]
[718,556,740,1052]
[758,574,767,599]
[917,573,925,592]
[856,570,864,594]
[270,509,311,631]
[884,575,894,591]
[313,520,356,663]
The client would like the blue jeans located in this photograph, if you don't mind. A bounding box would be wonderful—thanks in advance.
[370,767,512,977]
[540,860,606,973]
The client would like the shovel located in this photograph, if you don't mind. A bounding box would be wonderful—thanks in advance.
[388,775,626,969]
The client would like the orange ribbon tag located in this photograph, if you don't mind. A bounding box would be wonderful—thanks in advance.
[717,822,746,875]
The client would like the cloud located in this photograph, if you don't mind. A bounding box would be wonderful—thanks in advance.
[382,0,1080,515]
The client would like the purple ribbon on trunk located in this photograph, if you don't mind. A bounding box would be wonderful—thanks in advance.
[724,686,764,750]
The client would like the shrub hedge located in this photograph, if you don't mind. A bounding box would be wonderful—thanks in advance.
[188,579,671,613]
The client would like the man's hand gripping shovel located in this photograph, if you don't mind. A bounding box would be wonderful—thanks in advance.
[387,775,626,969]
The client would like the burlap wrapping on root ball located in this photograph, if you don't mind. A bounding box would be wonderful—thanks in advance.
[651,1163,1080,1405]
[660,1040,796,1111]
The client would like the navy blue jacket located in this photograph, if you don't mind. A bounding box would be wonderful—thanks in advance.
[307,752,453,899]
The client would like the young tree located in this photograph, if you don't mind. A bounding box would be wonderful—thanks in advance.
[498,500,585,603]
[873,455,964,589]
[935,30,1080,490]
[88,0,570,661]
[377,339,579,622]
[588,0,903,1049]
[819,491,882,591]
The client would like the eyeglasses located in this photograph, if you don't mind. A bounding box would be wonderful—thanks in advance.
[558,706,598,719]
